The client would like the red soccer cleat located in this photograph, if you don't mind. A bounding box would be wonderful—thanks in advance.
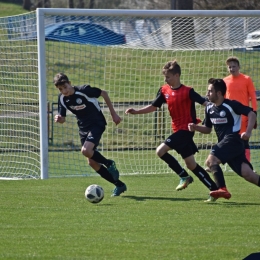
[209,188,231,200]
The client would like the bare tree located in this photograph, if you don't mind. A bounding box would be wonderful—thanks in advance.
[194,0,260,10]
[76,0,84,8]
[171,0,176,9]
[176,0,193,9]
[23,0,31,10]
[68,0,74,8]
[89,0,95,9]
[44,0,51,8]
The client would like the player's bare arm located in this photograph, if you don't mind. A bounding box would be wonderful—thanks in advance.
[100,90,121,125]
[125,105,157,115]
[202,101,208,106]
[54,114,66,124]
[188,123,212,134]
[241,111,257,140]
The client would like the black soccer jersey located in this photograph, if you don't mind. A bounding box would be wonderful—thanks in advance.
[58,85,107,130]
[204,99,252,141]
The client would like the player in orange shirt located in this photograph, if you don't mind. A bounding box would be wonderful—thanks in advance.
[224,56,258,162]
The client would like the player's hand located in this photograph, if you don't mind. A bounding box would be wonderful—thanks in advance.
[125,108,136,114]
[112,114,122,125]
[188,123,196,132]
[54,114,65,123]
[240,132,251,140]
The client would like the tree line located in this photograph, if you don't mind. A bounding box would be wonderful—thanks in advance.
[17,0,260,11]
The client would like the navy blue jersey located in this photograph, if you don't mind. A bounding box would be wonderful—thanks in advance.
[58,85,106,130]
[204,99,252,141]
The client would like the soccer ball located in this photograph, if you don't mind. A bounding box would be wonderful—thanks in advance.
[85,184,104,203]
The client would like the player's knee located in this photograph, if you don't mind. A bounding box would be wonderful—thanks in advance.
[156,149,163,157]
[184,156,196,170]
[205,159,211,168]
[156,147,164,157]
[242,171,253,182]
[241,165,253,181]
[156,143,169,157]
[186,162,196,171]
[81,147,92,158]
[205,155,218,169]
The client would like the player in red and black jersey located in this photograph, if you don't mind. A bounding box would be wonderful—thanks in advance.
[126,60,218,200]
[189,78,260,201]
[54,73,127,197]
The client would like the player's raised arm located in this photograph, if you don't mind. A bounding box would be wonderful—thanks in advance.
[125,104,157,115]
[188,123,212,134]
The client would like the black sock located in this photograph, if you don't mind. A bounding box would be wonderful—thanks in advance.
[258,176,260,187]
[160,153,189,177]
[210,164,226,188]
[192,164,218,191]
[114,180,125,187]
[97,165,115,184]
[90,150,109,165]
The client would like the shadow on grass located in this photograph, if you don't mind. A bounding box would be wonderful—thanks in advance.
[122,196,260,206]
[122,195,203,202]
[221,201,260,206]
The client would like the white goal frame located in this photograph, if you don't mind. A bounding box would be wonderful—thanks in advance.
[37,9,260,179]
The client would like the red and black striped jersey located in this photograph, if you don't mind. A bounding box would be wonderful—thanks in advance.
[152,84,205,132]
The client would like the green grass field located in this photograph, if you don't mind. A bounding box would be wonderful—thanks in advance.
[0,174,260,259]
[0,5,260,259]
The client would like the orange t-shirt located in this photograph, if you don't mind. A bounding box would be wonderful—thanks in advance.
[224,73,257,132]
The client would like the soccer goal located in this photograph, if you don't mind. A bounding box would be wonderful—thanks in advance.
[0,9,260,179]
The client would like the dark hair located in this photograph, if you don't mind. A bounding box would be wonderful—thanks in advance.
[162,60,181,76]
[208,78,226,96]
[226,56,240,67]
[53,73,70,86]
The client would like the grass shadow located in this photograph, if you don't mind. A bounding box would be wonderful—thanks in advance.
[122,195,204,202]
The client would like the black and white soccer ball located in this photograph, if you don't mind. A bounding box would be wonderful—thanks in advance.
[85,184,104,203]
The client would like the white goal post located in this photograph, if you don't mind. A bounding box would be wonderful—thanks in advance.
[0,9,260,179]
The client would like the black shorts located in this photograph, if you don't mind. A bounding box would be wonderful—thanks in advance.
[79,125,105,148]
[164,130,198,159]
[210,135,252,176]
[243,139,250,149]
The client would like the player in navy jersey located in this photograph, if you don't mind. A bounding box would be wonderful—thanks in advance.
[53,73,127,196]
[188,78,260,201]
[125,60,219,200]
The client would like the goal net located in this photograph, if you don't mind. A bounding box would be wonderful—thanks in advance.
[0,9,260,179]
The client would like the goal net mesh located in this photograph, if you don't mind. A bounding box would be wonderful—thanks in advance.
[0,10,259,178]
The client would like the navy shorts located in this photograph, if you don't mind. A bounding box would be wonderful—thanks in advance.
[164,130,198,159]
[210,134,252,176]
[79,125,105,148]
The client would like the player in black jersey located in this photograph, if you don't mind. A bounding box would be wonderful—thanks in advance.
[189,78,260,201]
[53,73,127,196]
